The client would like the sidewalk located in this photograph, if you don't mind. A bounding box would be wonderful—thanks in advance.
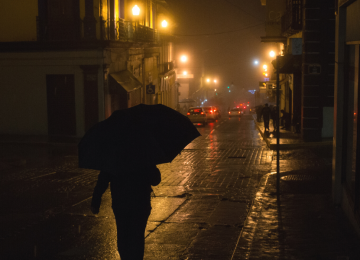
[231,116,360,259]
[0,134,81,145]
[252,114,332,150]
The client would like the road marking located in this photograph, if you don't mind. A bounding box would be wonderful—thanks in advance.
[72,196,92,207]
[29,172,56,180]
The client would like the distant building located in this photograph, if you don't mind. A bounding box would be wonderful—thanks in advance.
[0,0,177,138]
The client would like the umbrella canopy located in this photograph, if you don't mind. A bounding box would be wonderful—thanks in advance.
[78,104,201,173]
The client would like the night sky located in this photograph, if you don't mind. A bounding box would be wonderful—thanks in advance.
[166,0,270,92]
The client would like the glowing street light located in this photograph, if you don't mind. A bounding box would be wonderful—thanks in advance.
[206,78,210,82]
[263,64,268,70]
[254,60,259,65]
[214,79,217,83]
[132,5,140,16]
[269,51,276,58]
[161,20,168,28]
[183,71,187,75]
[180,55,187,62]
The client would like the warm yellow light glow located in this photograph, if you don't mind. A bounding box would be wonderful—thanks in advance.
[215,89,217,91]
[265,73,268,77]
[132,5,140,16]
[180,55,187,62]
[161,20,168,28]
[263,64,267,70]
[214,80,217,83]
[269,51,276,57]
[183,71,187,75]
[206,78,210,82]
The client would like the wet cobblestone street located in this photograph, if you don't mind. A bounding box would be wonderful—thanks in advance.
[1,114,360,259]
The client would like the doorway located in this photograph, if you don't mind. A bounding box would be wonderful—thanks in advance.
[46,75,76,136]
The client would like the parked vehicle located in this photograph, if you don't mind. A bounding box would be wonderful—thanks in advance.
[187,107,208,125]
[213,106,221,119]
[203,106,217,121]
[228,108,242,117]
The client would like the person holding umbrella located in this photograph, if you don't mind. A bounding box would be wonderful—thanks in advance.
[90,164,161,260]
[79,104,201,260]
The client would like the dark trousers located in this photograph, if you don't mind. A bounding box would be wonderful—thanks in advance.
[272,119,277,130]
[264,119,270,130]
[113,207,151,260]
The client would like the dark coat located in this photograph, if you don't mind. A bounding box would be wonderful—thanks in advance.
[91,165,161,211]
[261,106,272,121]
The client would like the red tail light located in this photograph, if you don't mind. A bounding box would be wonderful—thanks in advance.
[209,110,213,113]
[228,112,230,114]
[201,112,204,115]
[238,112,240,114]
[244,106,246,109]
[187,112,190,115]
[214,109,216,112]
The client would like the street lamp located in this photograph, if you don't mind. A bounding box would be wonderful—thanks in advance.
[161,20,168,28]
[206,78,210,82]
[269,51,276,58]
[132,5,140,16]
[180,55,187,63]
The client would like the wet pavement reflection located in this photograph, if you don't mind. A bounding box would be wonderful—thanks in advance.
[0,114,271,259]
[4,114,358,259]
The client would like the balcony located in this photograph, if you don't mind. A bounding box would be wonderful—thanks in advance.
[37,17,158,44]
[281,0,302,37]
[162,62,174,74]
[99,19,158,42]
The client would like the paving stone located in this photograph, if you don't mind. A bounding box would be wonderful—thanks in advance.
[2,115,360,260]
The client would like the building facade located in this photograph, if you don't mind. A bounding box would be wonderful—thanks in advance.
[0,0,177,138]
[333,0,360,234]
[261,0,335,141]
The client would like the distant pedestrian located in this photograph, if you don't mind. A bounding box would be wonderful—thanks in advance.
[256,105,263,122]
[91,164,161,260]
[280,110,291,130]
[271,106,279,131]
[261,103,272,132]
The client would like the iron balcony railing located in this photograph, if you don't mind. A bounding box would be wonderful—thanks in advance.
[123,21,156,42]
[281,0,303,37]
[162,62,174,74]
[37,16,158,43]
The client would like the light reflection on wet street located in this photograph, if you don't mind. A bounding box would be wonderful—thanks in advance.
[0,114,273,260]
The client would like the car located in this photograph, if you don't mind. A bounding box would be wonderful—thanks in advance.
[228,108,242,117]
[187,107,208,125]
[212,106,221,119]
[202,106,217,121]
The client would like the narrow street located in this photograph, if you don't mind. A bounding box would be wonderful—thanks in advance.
[0,114,272,259]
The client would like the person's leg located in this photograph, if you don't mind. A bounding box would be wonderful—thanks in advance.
[264,120,269,131]
[113,208,151,260]
[273,119,277,131]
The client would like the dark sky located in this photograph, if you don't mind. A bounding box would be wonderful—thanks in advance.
[166,0,270,92]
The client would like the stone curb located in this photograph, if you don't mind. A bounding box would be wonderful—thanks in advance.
[252,115,332,150]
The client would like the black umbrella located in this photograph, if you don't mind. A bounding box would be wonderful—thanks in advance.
[78,104,201,173]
